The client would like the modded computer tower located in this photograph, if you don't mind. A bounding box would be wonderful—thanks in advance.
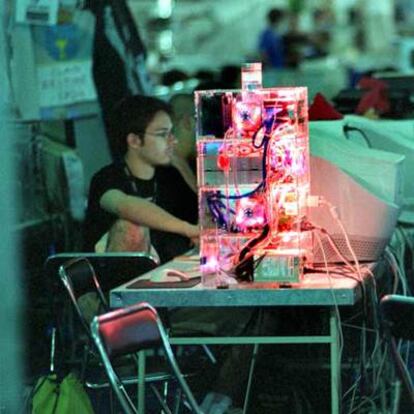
[195,63,312,286]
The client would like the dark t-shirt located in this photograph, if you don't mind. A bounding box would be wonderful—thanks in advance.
[83,162,197,263]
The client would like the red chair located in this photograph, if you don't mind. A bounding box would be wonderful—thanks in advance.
[91,302,202,414]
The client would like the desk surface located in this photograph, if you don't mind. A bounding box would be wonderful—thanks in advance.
[110,256,371,308]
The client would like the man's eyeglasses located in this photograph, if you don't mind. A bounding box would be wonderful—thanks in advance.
[145,131,175,140]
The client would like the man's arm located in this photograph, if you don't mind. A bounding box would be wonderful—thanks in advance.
[100,189,199,239]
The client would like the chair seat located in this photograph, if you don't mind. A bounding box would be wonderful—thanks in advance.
[84,352,193,390]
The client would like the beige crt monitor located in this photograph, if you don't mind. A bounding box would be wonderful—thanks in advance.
[344,115,414,224]
[309,156,401,264]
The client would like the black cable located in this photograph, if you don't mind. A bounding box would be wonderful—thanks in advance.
[235,224,270,282]
[343,125,372,148]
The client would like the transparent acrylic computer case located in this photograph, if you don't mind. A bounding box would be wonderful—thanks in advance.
[195,64,312,286]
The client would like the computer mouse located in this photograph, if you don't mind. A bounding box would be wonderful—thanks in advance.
[150,268,190,283]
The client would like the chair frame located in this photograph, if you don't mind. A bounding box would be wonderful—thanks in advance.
[58,256,113,383]
[380,294,414,411]
[54,255,178,413]
[59,257,109,337]
[91,302,202,414]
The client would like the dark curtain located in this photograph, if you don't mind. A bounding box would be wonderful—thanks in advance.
[87,0,153,160]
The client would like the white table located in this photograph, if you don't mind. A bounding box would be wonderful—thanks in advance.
[110,256,372,414]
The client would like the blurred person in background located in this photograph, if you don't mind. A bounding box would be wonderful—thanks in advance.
[307,7,334,58]
[170,93,198,177]
[161,68,190,86]
[219,65,241,88]
[258,8,286,69]
[282,5,309,68]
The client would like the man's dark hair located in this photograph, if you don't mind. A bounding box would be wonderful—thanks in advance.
[109,95,172,155]
[219,65,241,88]
[267,8,284,25]
[161,69,189,86]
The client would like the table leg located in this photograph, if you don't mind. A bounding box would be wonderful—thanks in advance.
[330,309,340,414]
[243,343,259,414]
[137,350,146,414]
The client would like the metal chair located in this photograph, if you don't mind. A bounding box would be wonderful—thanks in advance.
[91,302,202,414]
[380,294,414,412]
[55,256,180,412]
[59,256,109,334]
[44,252,160,365]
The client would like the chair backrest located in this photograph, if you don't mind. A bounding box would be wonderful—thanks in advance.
[45,252,159,293]
[91,302,202,414]
[59,257,108,335]
[95,302,161,359]
[380,294,414,407]
[60,257,107,303]
[380,294,414,340]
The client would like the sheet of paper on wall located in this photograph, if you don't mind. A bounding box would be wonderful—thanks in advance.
[37,60,97,108]
[15,0,59,26]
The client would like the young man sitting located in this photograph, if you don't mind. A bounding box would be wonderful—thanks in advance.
[83,95,264,413]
